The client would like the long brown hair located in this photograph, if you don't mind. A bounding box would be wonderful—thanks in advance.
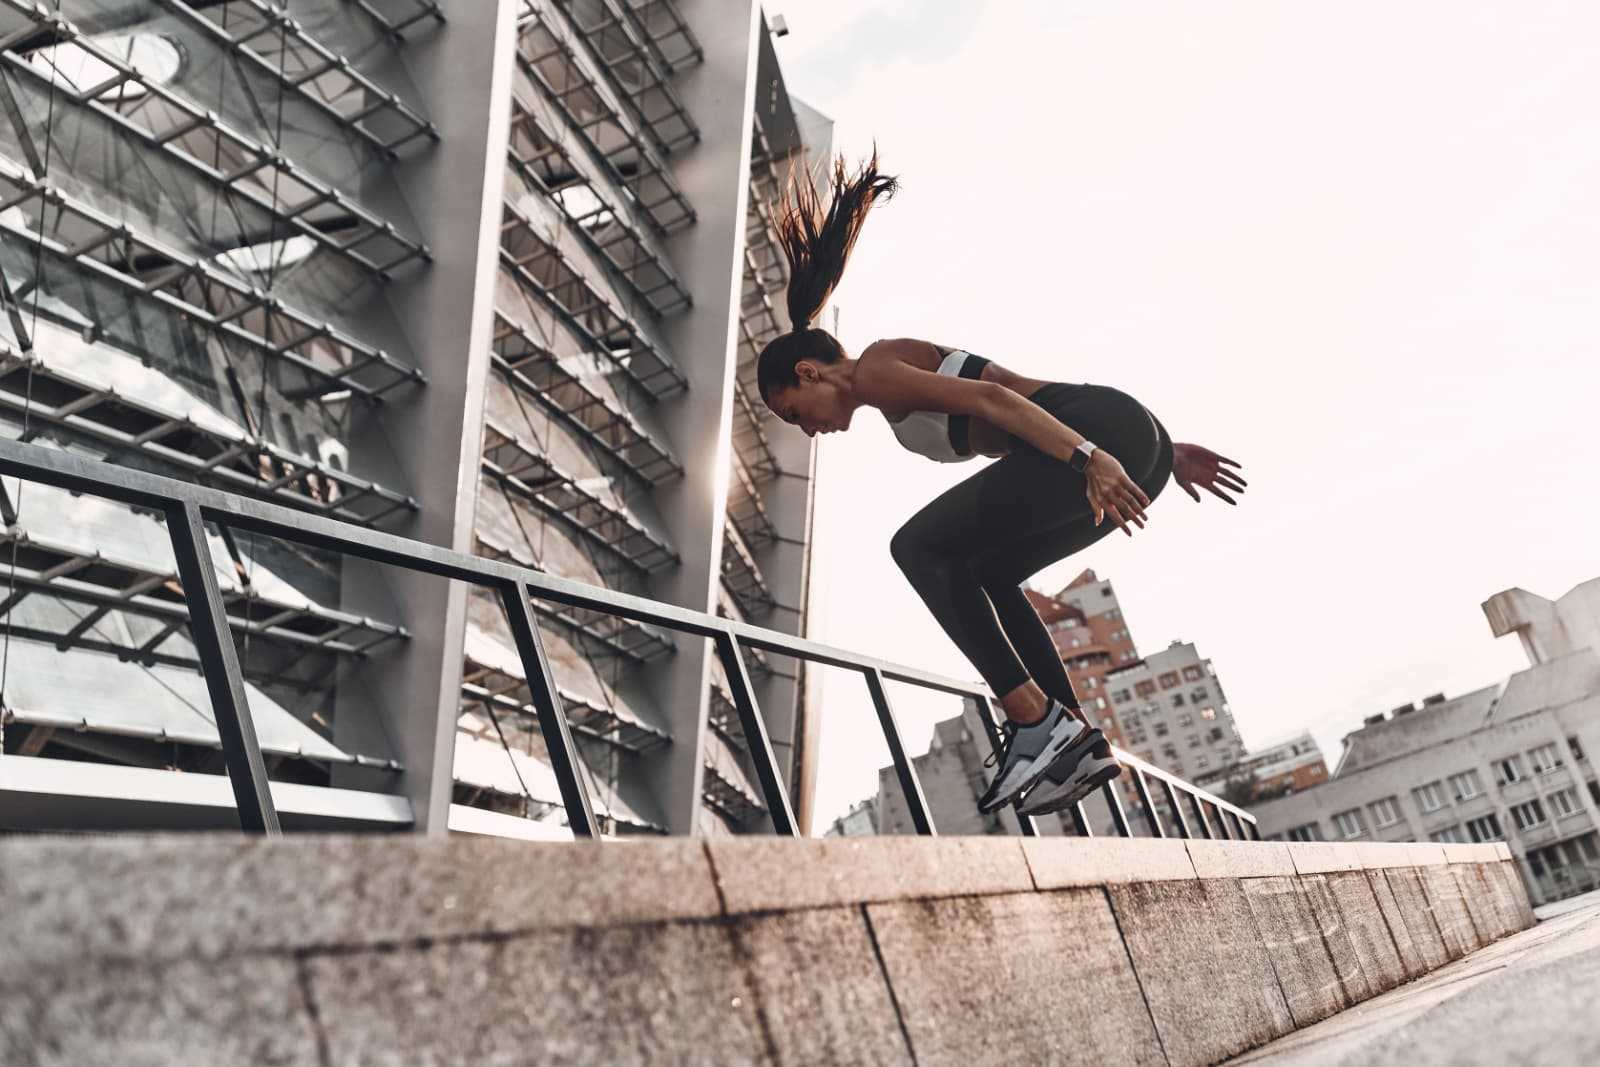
[757,148,898,406]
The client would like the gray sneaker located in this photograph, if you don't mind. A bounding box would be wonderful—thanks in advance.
[976,701,1099,814]
[1018,749,1122,816]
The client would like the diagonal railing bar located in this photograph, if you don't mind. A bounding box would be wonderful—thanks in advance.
[864,667,934,836]
[499,580,599,837]
[0,437,1258,841]
[713,629,795,834]
[164,499,280,835]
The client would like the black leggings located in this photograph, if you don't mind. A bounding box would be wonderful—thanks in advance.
[889,381,1174,709]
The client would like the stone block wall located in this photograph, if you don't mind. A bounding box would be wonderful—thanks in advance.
[0,834,1532,1066]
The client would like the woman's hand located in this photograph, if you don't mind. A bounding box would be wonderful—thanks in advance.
[1086,449,1151,537]
[1173,442,1247,504]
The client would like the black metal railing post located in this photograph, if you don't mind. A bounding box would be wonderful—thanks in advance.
[1103,781,1131,837]
[713,629,797,835]
[1189,794,1215,839]
[1068,803,1093,837]
[165,501,280,835]
[500,581,598,837]
[1132,768,1165,838]
[864,668,935,836]
[1224,810,1243,840]
[1162,780,1192,838]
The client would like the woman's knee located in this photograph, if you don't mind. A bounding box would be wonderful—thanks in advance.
[889,524,927,576]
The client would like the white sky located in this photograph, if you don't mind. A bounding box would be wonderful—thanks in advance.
[769,1,1600,830]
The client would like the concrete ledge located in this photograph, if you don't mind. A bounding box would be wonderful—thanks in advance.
[0,835,1540,1066]
[1187,839,1296,878]
[1241,876,1359,1027]
[868,889,1164,1064]
[705,836,1032,915]
[1111,879,1295,1066]
[1023,835,1196,888]
[1321,871,1407,994]
[1288,841,1365,875]
[0,836,724,972]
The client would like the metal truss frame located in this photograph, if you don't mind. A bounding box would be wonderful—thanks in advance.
[489,312,679,486]
[480,416,678,577]
[0,526,405,665]
[0,9,429,279]
[461,636,668,755]
[0,348,416,529]
[498,203,685,399]
[350,0,445,43]
[549,0,701,156]
[506,86,689,315]
[514,2,695,235]
[154,0,438,160]
[474,532,674,664]
[0,166,425,403]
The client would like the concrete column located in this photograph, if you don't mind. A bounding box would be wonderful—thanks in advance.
[334,1,518,831]
[621,0,763,834]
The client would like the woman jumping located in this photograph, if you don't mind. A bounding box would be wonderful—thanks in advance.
[756,151,1248,820]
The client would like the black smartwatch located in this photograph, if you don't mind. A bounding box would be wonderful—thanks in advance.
[1069,441,1098,473]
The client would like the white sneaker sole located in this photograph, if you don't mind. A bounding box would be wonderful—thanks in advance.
[1019,756,1122,816]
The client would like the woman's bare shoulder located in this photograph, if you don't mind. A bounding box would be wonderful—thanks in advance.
[860,337,944,370]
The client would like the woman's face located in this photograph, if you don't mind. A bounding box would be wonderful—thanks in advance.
[767,361,852,437]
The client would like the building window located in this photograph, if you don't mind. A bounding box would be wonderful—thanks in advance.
[1186,733,1201,749]
[1085,677,1100,690]
[1287,823,1323,842]
[1510,799,1547,832]
[1158,671,1180,689]
[1466,814,1503,842]
[1136,680,1157,698]
[1177,712,1193,727]
[1173,693,1186,708]
[1569,736,1587,763]
[1528,743,1563,775]
[1199,706,1216,721]
[1447,769,1483,801]
[1332,809,1367,840]
[1106,608,1121,621]
[1102,587,1113,597]
[1113,689,1131,703]
[1161,745,1180,762]
[1429,825,1467,843]
[1548,787,1581,819]
[1588,781,1600,808]
[1154,722,1170,738]
[1196,755,1210,769]
[1182,665,1203,681]
[1208,727,1225,743]
[1494,755,1525,786]
[1412,781,1447,813]
[1370,796,1403,828]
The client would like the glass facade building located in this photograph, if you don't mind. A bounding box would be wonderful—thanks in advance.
[0,1,828,838]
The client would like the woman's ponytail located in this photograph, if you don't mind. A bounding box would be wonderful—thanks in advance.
[757,149,898,405]
[773,147,899,333]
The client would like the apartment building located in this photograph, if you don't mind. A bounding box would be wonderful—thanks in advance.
[1251,577,1600,905]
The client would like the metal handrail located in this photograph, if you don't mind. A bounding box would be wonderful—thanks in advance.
[0,437,1259,841]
